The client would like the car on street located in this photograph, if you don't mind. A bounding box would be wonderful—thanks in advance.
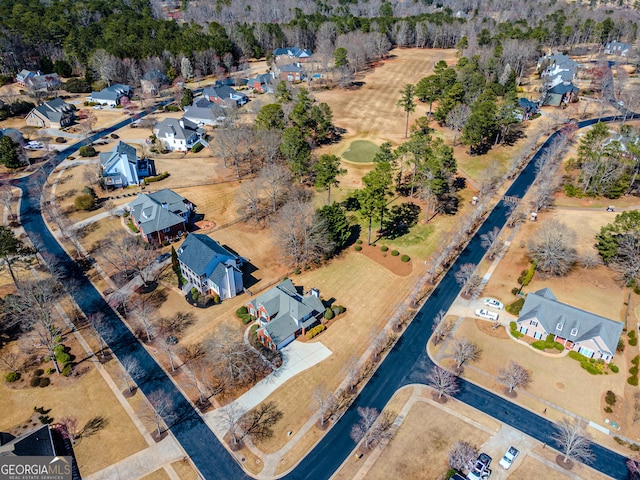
[483,298,504,310]
[467,453,492,480]
[475,309,498,321]
[156,253,171,263]
[499,446,520,470]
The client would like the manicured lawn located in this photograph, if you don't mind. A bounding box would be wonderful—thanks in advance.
[341,140,380,163]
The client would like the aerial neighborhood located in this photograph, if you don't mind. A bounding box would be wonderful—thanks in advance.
[1,1,640,480]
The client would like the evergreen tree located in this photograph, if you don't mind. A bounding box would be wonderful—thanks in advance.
[397,84,416,139]
[275,80,292,103]
[0,226,36,286]
[0,137,21,169]
[180,88,194,109]
[255,103,285,130]
[314,154,346,204]
[280,126,311,180]
[317,203,351,252]
[415,75,440,115]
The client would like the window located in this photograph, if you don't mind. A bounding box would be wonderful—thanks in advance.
[556,323,563,331]
[519,327,528,335]
[530,321,538,327]
[570,328,578,336]
[533,331,544,340]
[163,227,170,233]
[578,346,594,358]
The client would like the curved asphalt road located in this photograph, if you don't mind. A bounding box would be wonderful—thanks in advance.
[13,100,631,479]
[285,116,630,480]
[13,105,250,480]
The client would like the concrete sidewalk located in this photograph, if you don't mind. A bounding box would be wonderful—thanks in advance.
[206,341,332,435]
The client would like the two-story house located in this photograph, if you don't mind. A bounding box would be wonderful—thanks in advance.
[516,288,623,363]
[140,69,170,95]
[246,279,324,351]
[100,141,155,188]
[87,84,133,107]
[16,70,61,91]
[202,85,248,107]
[153,118,205,152]
[276,64,304,82]
[272,47,313,63]
[183,97,227,126]
[177,234,244,301]
[247,73,274,93]
[25,98,75,128]
[128,189,194,244]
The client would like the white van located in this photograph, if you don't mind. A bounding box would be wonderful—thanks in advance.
[475,309,498,321]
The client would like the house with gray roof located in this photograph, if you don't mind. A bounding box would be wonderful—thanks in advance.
[177,234,244,301]
[153,117,205,152]
[183,97,227,126]
[25,97,75,128]
[86,84,132,107]
[100,141,154,188]
[16,70,61,91]
[247,73,274,93]
[272,47,313,63]
[516,288,623,363]
[246,279,324,351]
[141,69,170,95]
[202,85,248,107]
[128,189,194,244]
[276,63,304,82]
[605,41,632,56]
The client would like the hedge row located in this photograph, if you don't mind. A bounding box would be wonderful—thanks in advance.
[144,172,170,184]
[517,262,536,287]
[306,324,326,339]
[568,351,605,375]
[509,321,523,339]
[531,340,564,351]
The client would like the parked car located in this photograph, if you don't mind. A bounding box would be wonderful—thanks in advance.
[475,309,498,321]
[483,298,504,310]
[467,453,492,480]
[156,253,171,263]
[499,446,520,470]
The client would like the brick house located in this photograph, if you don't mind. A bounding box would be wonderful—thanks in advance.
[276,64,303,82]
[128,189,194,244]
[176,234,244,301]
[516,288,623,363]
[246,279,324,351]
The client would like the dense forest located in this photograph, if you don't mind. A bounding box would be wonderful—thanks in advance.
[0,0,639,80]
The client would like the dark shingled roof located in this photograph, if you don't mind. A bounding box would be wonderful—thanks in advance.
[177,233,239,277]
[0,425,55,457]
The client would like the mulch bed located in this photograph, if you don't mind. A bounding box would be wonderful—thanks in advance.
[556,455,574,470]
[475,319,511,339]
[356,244,412,276]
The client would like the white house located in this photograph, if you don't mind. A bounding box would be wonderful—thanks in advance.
[153,117,205,152]
[100,141,154,188]
[87,84,133,107]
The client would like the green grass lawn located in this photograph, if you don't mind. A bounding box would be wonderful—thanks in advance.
[341,140,380,163]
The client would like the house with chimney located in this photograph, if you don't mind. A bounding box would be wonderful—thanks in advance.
[100,141,155,188]
[25,98,75,128]
[202,85,248,107]
[128,189,194,244]
[272,47,313,63]
[516,288,623,363]
[176,234,244,301]
[275,63,304,82]
[16,70,61,91]
[183,97,227,126]
[246,279,324,351]
[605,41,632,57]
[153,117,205,152]
[140,69,170,95]
[247,73,275,93]
[86,84,133,107]
[537,53,579,107]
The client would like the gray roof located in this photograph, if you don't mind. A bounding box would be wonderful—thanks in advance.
[203,85,247,103]
[0,425,55,457]
[279,64,303,73]
[142,69,170,83]
[154,117,203,140]
[177,233,239,279]
[90,84,132,102]
[100,141,139,183]
[129,189,188,234]
[548,83,579,95]
[0,128,24,144]
[518,288,623,356]
[31,97,74,123]
[251,279,324,346]
[273,47,312,58]
[183,98,226,124]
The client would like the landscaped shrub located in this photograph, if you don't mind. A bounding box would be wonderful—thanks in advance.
[628,330,636,339]
[34,369,44,377]
[630,366,638,376]
[164,104,180,112]
[38,377,50,387]
[533,339,564,351]
[79,145,96,157]
[604,406,613,413]
[517,262,536,286]
[629,376,639,386]
[511,287,520,296]
[5,371,20,382]
[610,364,619,373]
[30,377,41,387]
[380,246,389,252]
[401,254,410,262]
[356,239,363,245]
[110,133,119,139]
[391,250,399,256]
[632,355,640,365]
[236,306,248,316]
[509,321,524,338]
[605,390,617,406]
[324,308,334,320]
[55,351,71,367]
[144,172,170,184]
[506,298,525,315]
[235,306,253,324]
[61,364,72,377]
[191,143,204,153]
[294,268,301,275]
[618,338,626,352]
[563,183,583,198]
[74,194,95,211]
[630,337,638,347]
[241,315,254,325]
[336,305,346,314]
[354,245,362,251]
[306,324,326,339]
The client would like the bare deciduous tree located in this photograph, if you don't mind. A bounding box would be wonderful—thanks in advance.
[497,361,531,393]
[480,227,504,261]
[448,440,478,471]
[131,297,157,343]
[581,252,602,269]
[553,418,594,466]
[236,179,264,223]
[239,401,283,443]
[117,356,145,394]
[452,337,482,371]
[446,103,471,146]
[87,312,111,360]
[0,349,22,372]
[311,385,336,427]
[221,402,246,448]
[528,219,578,277]
[207,325,263,392]
[343,355,361,392]
[431,309,453,345]
[454,263,482,297]
[427,365,459,399]
[99,232,158,286]
[258,163,290,214]
[57,416,80,444]
[349,406,393,450]
[144,390,176,437]
[183,347,223,405]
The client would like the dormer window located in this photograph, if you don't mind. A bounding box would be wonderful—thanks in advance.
[570,328,578,336]
[556,323,563,331]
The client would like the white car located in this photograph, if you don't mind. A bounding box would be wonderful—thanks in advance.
[483,298,504,310]
[475,309,498,321]
[499,446,519,470]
